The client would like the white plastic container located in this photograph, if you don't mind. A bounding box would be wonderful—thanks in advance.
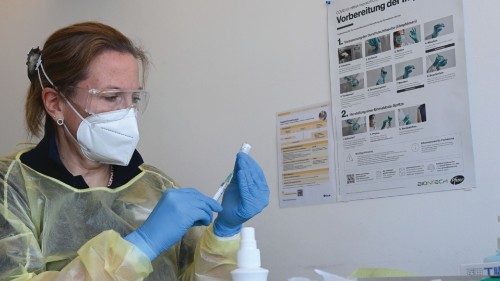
[484,238,500,263]
[231,227,269,281]
[484,217,500,263]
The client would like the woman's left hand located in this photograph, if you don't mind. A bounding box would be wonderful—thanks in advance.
[213,152,269,237]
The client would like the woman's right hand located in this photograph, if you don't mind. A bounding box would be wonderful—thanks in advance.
[125,188,222,261]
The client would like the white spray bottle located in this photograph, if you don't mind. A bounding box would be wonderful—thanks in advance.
[231,227,269,281]
[483,215,500,262]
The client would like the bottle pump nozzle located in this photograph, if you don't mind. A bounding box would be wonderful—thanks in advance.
[238,227,261,268]
[231,227,268,281]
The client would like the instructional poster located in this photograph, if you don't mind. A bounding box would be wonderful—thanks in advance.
[327,0,475,201]
[277,104,337,207]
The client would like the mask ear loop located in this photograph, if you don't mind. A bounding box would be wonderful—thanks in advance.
[36,55,67,132]
[35,56,89,129]
[35,55,56,89]
[35,56,90,145]
[60,115,96,163]
[60,94,87,124]
[57,94,95,161]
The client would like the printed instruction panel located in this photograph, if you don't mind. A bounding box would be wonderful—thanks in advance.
[327,0,475,201]
[277,104,337,207]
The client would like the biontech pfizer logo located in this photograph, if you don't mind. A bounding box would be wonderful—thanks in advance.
[450,175,464,185]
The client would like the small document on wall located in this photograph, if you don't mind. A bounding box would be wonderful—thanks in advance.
[327,0,476,201]
[277,103,337,207]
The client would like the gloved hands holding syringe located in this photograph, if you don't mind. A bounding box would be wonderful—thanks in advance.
[125,143,269,260]
[214,144,270,237]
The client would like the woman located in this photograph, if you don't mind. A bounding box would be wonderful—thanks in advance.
[0,21,269,280]
[393,27,419,49]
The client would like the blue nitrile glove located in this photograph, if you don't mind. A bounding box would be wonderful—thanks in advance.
[410,27,419,43]
[346,118,360,131]
[402,114,411,125]
[403,65,415,79]
[376,67,388,85]
[125,188,222,260]
[368,37,381,53]
[381,116,392,129]
[213,152,270,237]
[345,75,359,87]
[432,55,447,70]
[432,23,445,38]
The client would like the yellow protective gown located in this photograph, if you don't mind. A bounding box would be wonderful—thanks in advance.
[0,149,239,281]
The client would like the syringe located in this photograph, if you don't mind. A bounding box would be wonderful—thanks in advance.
[213,143,252,201]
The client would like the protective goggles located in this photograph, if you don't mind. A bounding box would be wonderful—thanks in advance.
[33,53,149,120]
[65,87,149,118]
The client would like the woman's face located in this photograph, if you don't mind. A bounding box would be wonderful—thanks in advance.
[394,30,405,46]
[369,116,375,128]
[63,51,140,135]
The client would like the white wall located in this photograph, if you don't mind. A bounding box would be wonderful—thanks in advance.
[0,1,499,280]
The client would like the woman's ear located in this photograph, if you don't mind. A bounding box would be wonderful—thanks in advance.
[41,88,63,121]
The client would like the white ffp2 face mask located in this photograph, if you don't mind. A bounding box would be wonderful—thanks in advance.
[77,109,140,166]
[64,105,140,166]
